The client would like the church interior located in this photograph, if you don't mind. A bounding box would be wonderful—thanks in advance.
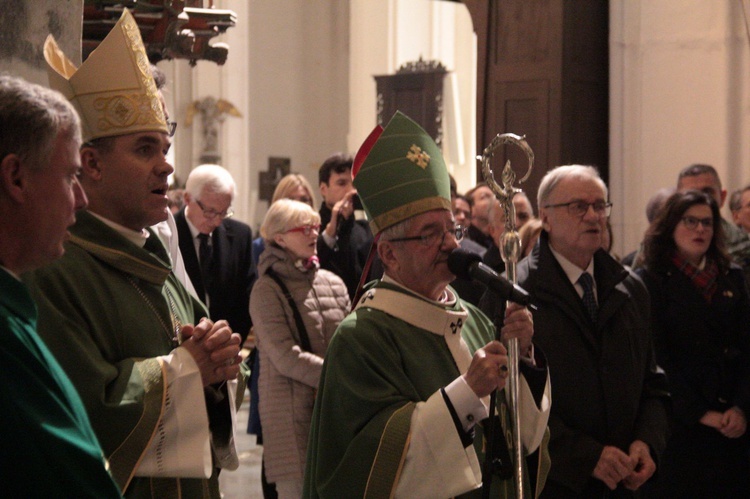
[4,1,750,495]
[5,0,750,257]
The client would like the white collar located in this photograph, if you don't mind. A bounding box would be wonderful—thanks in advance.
[355,277,472,375]
[381,273,458,307]
[89,211,150,248]
[548,244,595,287]
[184,213,209,240]
[358,275,467,337]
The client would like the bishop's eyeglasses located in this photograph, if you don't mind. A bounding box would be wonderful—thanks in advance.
[388,225,466,247]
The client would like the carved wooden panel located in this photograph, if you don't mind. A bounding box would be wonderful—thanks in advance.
[462,0,609,210]
[375,59,448,147]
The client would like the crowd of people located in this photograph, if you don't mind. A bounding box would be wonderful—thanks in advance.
[4,7,750,499]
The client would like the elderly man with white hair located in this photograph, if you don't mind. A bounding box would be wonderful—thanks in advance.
[176,163,257,343]
[483,164,671,497]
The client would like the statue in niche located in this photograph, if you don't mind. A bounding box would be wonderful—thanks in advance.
[186,96,242,164]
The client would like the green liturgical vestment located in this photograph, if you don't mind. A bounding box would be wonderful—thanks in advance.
[303,279,549,498]
[1,268,121,497]
[24,211,228,499]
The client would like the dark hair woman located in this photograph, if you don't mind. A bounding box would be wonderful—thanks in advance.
[636,190,750,496]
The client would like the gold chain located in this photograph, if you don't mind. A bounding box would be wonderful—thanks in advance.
[127,275,181,348]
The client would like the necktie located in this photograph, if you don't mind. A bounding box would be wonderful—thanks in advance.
[198,233,214,300]
[578,272,598,323]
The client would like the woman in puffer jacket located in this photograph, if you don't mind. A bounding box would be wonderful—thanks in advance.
[250,199,350,498]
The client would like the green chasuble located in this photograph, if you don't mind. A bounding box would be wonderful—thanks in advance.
[1,268,122,497]
[461,312,551,499]
[304,280,548,498]
[24,211,220,499]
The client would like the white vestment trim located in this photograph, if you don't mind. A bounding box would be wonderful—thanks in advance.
[357,285,483,496]
[355,285,473,373]
[135,347,212,478]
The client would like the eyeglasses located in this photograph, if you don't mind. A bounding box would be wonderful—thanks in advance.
[167,121,177,137]
[389,226,466,247]
[544,200,612,218]
[681,215,713,231]
[285,224,321,236]
[195,199,234,220]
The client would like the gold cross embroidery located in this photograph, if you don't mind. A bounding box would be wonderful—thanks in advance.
[406,144,430,169]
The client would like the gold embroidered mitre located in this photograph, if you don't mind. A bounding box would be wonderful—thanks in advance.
[44,9,167,142]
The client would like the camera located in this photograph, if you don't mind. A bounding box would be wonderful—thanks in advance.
[352,193,364,211]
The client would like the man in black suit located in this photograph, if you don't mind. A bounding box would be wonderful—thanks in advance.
[176,164,256,342]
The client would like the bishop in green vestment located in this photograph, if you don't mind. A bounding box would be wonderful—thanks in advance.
[303,112,550,498]
[24,10,244,498]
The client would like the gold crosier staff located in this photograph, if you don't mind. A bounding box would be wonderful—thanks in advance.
[478,133,534,499]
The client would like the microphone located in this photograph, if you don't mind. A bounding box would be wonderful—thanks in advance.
[448,248,532,307]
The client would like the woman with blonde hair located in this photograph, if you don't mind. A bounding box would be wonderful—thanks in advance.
[249,175,317,498]
[271,173,315,206]
[253,174,316,266]
[250,199,349,498]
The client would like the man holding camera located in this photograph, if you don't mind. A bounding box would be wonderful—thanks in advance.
[317,153,376,299]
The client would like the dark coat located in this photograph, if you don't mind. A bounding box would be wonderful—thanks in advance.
[450,238,490,306]
[483,232,670,497]
[175,208,257,341]
[466,224,493,249]
[636,263,750,495]
[638,263,750,425]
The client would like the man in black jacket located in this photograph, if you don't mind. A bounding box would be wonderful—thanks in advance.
[317,153,376,299]
[176,164,256,342]
[482,165,670,497]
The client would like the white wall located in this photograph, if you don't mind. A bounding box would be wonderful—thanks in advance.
[171,0,350,229]
[11,1,750,255]
[0,0,82,84]
[348,0,477,195]
[610,0,750,254]
[183,0,476,229]
[6,1,474,233]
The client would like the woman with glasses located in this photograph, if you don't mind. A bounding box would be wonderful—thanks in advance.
[248,174,317,498]
[635,190,750,496]
[250,199,350,498]
[252,174,316,267]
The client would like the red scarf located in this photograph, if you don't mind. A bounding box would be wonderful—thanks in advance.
[671,251,718,303]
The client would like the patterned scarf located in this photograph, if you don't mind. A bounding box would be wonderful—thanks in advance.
[671,251,718,303]
[294,255,320,272]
